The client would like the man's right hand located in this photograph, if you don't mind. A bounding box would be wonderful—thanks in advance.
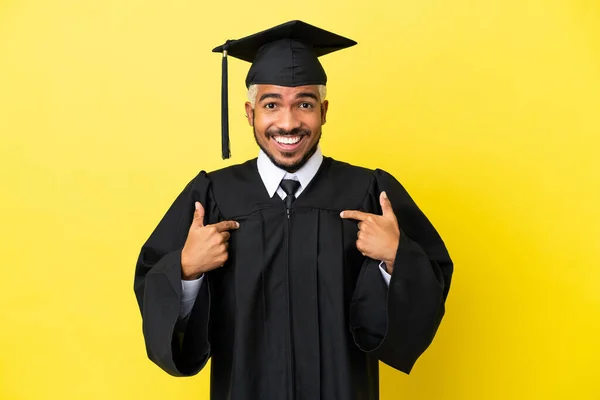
[181,201,239,280]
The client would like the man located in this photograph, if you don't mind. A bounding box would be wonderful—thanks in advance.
[134,20,453,400]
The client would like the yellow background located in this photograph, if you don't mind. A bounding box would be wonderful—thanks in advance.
[1,0,599,398]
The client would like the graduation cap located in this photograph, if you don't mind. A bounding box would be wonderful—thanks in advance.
[212,20,357,159]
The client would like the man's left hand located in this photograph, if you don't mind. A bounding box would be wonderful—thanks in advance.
[340,191,400,274]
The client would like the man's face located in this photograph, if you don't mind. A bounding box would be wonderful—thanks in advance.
[245,85,328,172]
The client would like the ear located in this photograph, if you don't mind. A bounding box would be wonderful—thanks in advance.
[321,100,329,125]
[244,102,254,126]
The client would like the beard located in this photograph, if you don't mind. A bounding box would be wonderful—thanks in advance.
[253,125,322,173]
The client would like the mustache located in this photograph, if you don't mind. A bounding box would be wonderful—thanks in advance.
[266,128,311,138]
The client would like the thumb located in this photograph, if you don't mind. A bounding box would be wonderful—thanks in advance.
[193,201,205,227]
[380,192,395,219]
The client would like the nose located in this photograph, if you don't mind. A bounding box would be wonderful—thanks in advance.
[275,108,302,133]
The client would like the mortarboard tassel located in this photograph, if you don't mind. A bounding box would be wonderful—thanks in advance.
[221,43,231,159]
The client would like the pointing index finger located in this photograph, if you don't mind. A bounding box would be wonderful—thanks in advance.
[212,220,240,232]
[340,210,370,221]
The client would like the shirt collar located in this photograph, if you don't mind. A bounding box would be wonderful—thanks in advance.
[257,147,324,198]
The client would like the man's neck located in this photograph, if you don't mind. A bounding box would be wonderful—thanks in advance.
[256,147,324,198]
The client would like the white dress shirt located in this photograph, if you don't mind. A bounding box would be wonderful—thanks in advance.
[180,148,392,318]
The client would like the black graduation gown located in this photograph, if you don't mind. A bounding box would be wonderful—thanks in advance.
[134,156,453,400]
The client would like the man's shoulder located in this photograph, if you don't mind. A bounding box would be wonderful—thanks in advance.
[324,156,403,194]
[329,156,400,178]
[325,156,380,179]
[205,158,258,181]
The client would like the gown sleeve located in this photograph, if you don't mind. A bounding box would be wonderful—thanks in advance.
[349,169,453,374]
[133,171,220,377]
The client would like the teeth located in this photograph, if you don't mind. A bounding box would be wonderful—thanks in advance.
[274,136,301,145]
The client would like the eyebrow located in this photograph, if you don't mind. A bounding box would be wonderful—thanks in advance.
[259,93,283,102]
[295,92,319,101]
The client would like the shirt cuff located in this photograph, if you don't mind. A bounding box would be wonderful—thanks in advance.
[180,275,204,318]
[378,262,391,286]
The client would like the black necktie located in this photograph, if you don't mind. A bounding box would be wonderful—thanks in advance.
[280,179,301,209]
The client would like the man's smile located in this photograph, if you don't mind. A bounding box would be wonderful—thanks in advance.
[271,135,306,152]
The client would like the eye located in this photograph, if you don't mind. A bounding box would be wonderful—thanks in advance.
[264,103,277,109]
[299,102,313,109]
